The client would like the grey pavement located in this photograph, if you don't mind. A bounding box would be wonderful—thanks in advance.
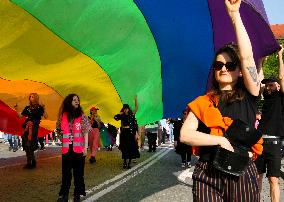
[0,139,61,159]
[86,147,284,202]
[0,141,283,201]
[0,140,25,159]
[0,139,61,168]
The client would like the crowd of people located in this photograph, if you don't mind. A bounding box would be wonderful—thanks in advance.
[0,133,22,152]
[0,92,183,202]
[0,131,59,152]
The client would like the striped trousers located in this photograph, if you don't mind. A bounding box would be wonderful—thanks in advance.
[192,160,260,202]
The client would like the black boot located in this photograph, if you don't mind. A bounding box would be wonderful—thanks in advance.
[74,195,80,202]
[127,159,131,169]
[23,160,32,169]
[89,156,96,164]
[23,163,32,169]
[31,159,36,168]
[123,159,127,169]
[57,195,68,202]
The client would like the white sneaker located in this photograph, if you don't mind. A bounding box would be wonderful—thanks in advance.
[181,163,186,168]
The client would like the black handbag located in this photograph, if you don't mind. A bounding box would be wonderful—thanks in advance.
[212,119,262,176]
[213,146,249,176]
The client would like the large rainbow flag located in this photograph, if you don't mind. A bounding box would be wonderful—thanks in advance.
[0,0,279,135]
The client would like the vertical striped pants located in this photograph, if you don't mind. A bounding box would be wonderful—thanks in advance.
[192,160,260,202]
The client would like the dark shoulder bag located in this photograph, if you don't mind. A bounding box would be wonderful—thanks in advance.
[213,119,262,176]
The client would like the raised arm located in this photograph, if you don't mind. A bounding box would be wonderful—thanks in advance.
[225,0,259,96]
[257,57,265,81]
[257,57,265,93]
[278,45,284,92]
[133,95,138,114]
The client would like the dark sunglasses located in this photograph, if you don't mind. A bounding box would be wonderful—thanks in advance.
[213,61,237,71]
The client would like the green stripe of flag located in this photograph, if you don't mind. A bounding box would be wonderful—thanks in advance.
[12,0,163,125]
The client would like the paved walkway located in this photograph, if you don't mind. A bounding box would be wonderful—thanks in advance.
[0,141,283,201]
[0,140,26,159]
[83,148,283,202]
[0,139,61,168]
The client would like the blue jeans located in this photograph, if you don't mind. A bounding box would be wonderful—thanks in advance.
[7,134,18,151]
[3,133,8,142]
[169,130,174,143]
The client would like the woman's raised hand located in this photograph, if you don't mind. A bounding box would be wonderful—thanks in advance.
[278,45,284,56]
[225,0,241,15]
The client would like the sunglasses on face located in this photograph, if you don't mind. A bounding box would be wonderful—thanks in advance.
[213,61,237,71]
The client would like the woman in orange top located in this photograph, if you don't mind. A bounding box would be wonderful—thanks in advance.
[180,0,262,201]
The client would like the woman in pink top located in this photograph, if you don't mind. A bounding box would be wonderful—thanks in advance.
[56,94,90,202]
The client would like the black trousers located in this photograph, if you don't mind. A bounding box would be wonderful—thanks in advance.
[178,143,192,163]
[25,146,35,165]
[161,132,166,144]
[59,145,86,196]
[181,150,192,163]
[147,132,157,152]
[38,137,45,149]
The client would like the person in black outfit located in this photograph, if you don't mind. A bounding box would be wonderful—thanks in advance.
[161,127,167,144]
[107,123,118,149]
[146,130,157,152]
[15,93,47,169]
[255,45,284,202]
[38,136,46,150]
[114,96,139,169]
[174,109,192,168]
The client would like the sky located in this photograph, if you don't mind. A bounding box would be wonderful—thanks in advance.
[263,0,284,24]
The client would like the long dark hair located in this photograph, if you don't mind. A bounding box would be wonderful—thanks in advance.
[208,43,245,104]
[59,94,83,121]
[120,104,133,115]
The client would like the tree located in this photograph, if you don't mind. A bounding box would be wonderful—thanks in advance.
[262,40,284,78]
[257,40,283,111]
